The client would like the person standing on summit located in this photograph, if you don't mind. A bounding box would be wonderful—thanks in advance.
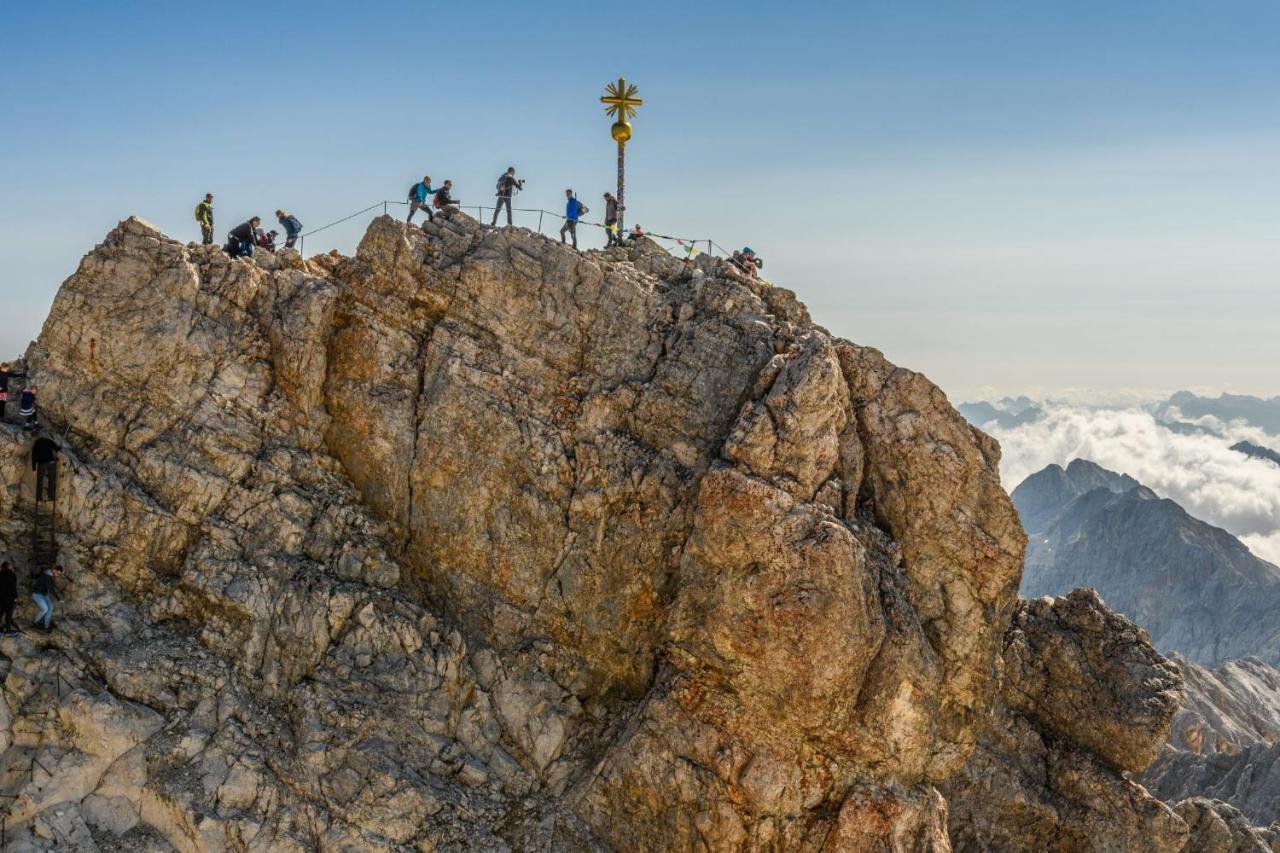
[195,193,214,245]
[276,210,302,249]
[560,189,587,250]
[603,192,620,247]
[407,176,437,224]
[491,167,524,226]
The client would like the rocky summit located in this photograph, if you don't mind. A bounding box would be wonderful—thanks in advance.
[0,209,1255,851]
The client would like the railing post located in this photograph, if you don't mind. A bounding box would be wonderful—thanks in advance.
[538,211,544,233]
[383,202,387,215]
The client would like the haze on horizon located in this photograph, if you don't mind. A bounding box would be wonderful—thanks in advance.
[2,2,1277,401]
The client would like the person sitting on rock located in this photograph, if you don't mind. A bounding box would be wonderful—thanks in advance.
[31,430,58,503]
[731,247,763,279]
[257,229,279,253]
[18,384,37,430]
[225,217,262,258]
[32,564,62,632]
[0,561,17,635]
[432,180,458,211]
[628,224,645,241]
[407,176,437,224]
[276,210,302,249]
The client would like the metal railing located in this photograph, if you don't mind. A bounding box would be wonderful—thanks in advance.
[295,199,726,263]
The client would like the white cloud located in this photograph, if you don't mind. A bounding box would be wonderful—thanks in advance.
[983,404,1280,565]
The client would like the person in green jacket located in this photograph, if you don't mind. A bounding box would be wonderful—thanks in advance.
[195,193,214,245]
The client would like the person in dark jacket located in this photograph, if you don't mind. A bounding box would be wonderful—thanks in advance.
[407,176,436,224]
[225,218,261,258]
[491,167,524,226]
[0,561,17,634]
[275,210,302,249]
[31,431,58,502]
[195,194,215,245]
[18,385,36,430]
[433,181,458,210]
[560,189,586,249]
[603,193,620,247]
[0,362,24,421]
[32,564,62,631]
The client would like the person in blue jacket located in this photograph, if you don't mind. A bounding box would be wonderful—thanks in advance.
[407,176,437,224]
[276,210,303,249]
[559,189,587,250]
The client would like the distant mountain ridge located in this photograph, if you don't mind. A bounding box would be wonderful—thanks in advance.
[1014,459,1280,668]
[957,397,1044,429]
[1233,440,1280,468]
[1156,391,1280,435]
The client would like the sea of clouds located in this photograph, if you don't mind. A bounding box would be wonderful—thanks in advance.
[977,402,1280,566]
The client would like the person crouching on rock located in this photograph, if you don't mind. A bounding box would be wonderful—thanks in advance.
[225,217,262,258]
[32,564,62,632]
[0,561,17,635]
[731,247,763,279]
[432,180,458,212]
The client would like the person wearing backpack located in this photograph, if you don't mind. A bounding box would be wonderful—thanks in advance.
[407,176,437,224]
[433,180,458,211]
[560,189,587,250]
[276,210,303,249]
[491,167,524,227]
[0,362,24,422]
[195,193,214,245]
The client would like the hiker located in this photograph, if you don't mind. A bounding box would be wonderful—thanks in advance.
[731,247,764,278]
[195,193,214,245]
[31,564,62,632]
[560,189,587,249]
[0,362,24,421]
[276,210,302,249]
[257,230,279,252]
[31,431,58,502]
[603,193,620,247]
[407,176,437,224]
[433,180,458,211]
[492,167,524,226]
[225,217,261,258]
[18,384,37,430]
[628,224,645,241]
[0,561,17,635]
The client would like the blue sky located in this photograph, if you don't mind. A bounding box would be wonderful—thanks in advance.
[3,2,1278,398]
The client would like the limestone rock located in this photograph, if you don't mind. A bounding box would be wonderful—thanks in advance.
[943,590,1188,852]
[0,209,1026,849]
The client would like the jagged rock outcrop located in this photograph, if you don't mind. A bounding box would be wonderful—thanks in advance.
[1141,654,1280,829]
[0,210,1031,850]
[1015,459,1280,667]
[942,589,1188,852]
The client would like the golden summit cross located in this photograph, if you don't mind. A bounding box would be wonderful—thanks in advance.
[600,78,644,233]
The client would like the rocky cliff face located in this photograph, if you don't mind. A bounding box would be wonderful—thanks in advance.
[1143,654,1280,831]
[0,210,1245,851]
[0,211,1029,850]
